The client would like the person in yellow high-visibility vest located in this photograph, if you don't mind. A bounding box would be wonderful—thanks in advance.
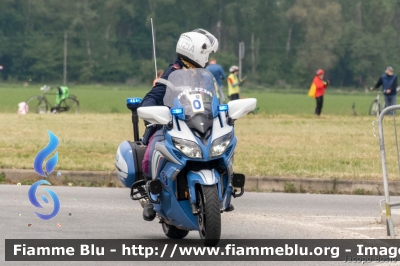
[227,65,246,100]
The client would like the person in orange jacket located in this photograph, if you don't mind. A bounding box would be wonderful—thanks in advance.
[313,69,330,115]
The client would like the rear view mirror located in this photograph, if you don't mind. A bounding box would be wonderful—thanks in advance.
[227,98,257,120]
[137,106,171,125]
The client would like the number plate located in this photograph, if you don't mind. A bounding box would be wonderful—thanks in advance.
[188,94,204,113]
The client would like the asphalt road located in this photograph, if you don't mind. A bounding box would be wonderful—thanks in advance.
[1,184,399,266]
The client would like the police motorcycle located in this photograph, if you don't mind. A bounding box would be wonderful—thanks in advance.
[115,68,257,246]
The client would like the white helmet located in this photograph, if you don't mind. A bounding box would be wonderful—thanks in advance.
[229,65,239,72]
[176,28,219,68]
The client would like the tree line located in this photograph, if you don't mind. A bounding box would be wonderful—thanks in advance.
[1,0,400,88]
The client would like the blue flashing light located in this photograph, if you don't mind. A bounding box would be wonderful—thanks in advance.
[218,104,229,111]
[171,108,183,115]
[126,98,142,104]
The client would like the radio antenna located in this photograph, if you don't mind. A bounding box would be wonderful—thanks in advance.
[151,18,157,79]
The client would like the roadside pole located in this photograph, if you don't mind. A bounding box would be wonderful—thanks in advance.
[63,31,67,86]
[238,41,245,80]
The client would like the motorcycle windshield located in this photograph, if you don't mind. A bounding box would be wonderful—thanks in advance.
[163,69,219,134]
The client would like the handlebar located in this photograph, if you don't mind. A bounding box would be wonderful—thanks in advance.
[40,85,52,92]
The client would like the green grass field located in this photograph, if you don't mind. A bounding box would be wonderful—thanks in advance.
[0,83,376,116]
[0,84,149,114]
[1,83,394,181]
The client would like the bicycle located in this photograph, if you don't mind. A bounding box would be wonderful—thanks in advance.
[26,85,79,114]
[369,92,382,117]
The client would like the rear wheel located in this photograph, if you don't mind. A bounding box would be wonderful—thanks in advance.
[162,223,189,239]
[26,96,48,114]
[59,97,79,114]
[369,100,380,116]
[197,185,221,246]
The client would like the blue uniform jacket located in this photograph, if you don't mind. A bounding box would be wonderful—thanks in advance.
[205,64,226,87]
[141,58,185,107]
[375,74,398,96]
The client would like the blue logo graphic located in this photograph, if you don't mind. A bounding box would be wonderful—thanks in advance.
[34,130,59,177]
[29,130,60,220]
[28,180,60,220]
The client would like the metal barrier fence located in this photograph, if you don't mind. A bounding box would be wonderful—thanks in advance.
[378,105,400,238]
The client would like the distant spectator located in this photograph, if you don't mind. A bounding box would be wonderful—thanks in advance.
[308,69,330,116]
[370,66,398,111]
[227,65,246,100]
[205,58,226,89]
[152,69,164,87]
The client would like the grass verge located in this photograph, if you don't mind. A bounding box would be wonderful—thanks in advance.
[1,112,397,180]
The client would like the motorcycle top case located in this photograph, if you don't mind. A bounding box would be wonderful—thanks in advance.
[115,140,147,187]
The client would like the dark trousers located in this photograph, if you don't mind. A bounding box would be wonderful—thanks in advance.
[384,94,397,108]
[229,93,239,101]
[384,94,397,115]
[315,96,323,115]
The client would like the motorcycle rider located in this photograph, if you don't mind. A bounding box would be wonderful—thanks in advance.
[140,28,223,221]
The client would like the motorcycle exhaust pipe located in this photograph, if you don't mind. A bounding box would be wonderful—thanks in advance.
[126,98,142,142]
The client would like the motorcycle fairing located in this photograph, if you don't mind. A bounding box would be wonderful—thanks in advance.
[187,169,223,205]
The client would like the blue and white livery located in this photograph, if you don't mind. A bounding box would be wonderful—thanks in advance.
[116,68,256,246]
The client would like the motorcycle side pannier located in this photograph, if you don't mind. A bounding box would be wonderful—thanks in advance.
[115,140,147,188]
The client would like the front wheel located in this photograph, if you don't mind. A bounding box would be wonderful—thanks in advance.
[162,223,189,239]
[197,185,221,246]
[369,100,380,116]
[26,96,48,114]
